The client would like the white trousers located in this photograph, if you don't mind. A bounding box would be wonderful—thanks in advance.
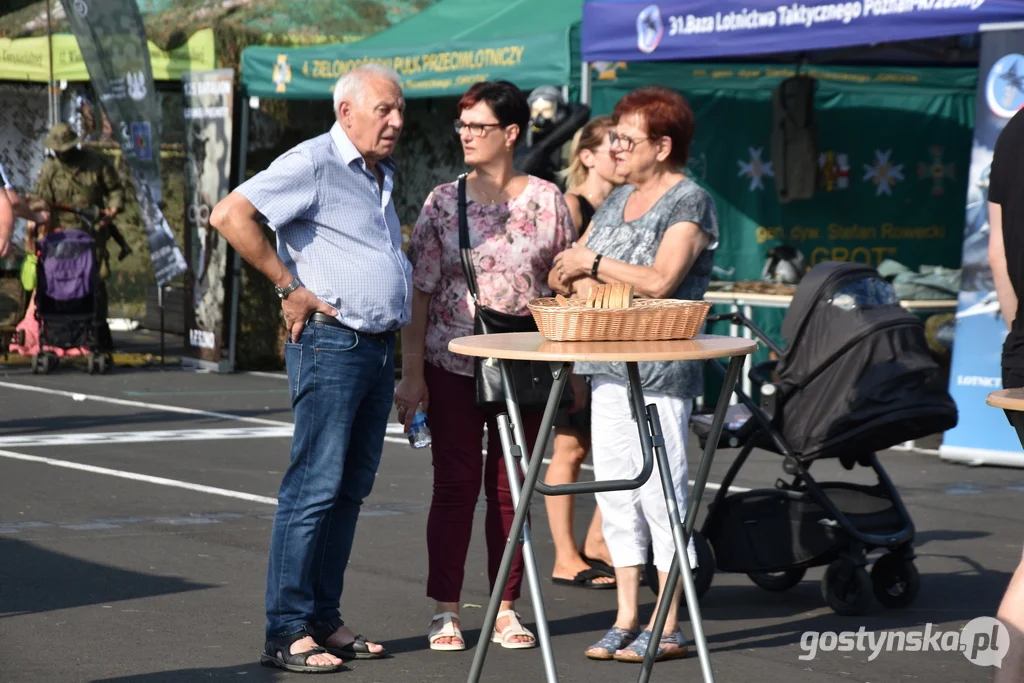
[591,376,698,572]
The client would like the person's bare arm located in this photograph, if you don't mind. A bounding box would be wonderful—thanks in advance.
[564,193,583,234]
[549,220,594,296]
[5,188,47,223]
[995,546,1024,683]
[0,190,13,258]
[555,222,710,299]
[989,201,1017,329]
[209,191,335,341]
[394,288,432,430]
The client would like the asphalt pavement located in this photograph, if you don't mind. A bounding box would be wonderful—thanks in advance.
[0,362,1022,683]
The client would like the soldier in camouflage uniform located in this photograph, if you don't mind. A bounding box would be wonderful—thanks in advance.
[32,123,134,353]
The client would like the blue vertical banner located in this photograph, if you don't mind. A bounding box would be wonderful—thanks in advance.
[941,29,1024,467]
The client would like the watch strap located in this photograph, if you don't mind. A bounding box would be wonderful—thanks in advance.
[276,277,301,299]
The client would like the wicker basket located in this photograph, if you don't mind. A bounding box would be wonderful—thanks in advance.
[528,298,713,342]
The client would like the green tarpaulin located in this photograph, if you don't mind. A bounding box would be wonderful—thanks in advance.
[240,0,582,100]
[591,61,977,365]
[591,61,975,278]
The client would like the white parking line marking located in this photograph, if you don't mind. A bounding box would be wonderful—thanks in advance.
[0,446,748,511]
[0,380,409,437]
[0,380,289,426]
[0,448,280,505]
[0,427,295,447]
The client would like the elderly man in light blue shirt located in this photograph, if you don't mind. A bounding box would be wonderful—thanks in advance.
[211,63,409,674]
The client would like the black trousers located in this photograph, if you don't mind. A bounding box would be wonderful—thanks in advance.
[1002,365,1024,449]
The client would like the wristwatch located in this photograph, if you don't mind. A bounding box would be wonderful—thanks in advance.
[275,277,301,300]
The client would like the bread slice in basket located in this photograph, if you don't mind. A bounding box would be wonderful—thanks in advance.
[553,283,638,310]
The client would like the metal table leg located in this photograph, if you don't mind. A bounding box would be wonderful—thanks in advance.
[638,354,745,683]
[466,361,570,683]
[495,415,557,679]
[467,354,744,683]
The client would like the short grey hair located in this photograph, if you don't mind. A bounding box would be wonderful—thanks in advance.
[332,64,402,112]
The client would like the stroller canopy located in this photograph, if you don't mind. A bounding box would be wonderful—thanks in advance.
[774,262,957,460]
[38,229,95,303]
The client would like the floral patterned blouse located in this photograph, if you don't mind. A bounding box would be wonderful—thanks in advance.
[409,175,575,377]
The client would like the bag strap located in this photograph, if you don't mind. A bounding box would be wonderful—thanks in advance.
[457,174,481,302]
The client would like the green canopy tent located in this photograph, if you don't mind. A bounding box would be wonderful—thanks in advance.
[239,0,584,101]
[228,0,584,372]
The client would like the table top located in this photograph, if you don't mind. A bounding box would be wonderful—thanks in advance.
[703,289,957,311]
[448,332,758,362]
[987,389,1024,411]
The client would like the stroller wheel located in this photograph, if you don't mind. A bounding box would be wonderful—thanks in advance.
[31,355,39,374]
[644,530,715,603]
[87,354,97,375]
[821,558,872,616]
[870,553,920,609]
[748,568,806,592]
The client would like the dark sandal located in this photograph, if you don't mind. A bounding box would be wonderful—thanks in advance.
[260,631,343,673]
[553,567,617,589]
[309,618,390,660]
[582,555,615,576]
[331,633,389,660]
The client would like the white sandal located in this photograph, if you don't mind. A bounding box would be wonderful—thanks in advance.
[491,610,536,650]
[428,612,465,652]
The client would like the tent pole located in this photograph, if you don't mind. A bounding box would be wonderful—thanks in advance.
[227,94,249,373]
[580,61,591,105]
[46,0,56,126]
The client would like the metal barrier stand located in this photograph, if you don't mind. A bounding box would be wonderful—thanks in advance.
[466,355,746,683]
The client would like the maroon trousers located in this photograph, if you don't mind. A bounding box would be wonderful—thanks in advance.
[424,362,541,602]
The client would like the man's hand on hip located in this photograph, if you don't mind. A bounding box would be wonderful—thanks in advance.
[283,287,338,343]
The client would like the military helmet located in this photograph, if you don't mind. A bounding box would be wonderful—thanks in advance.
[44,123,80,153]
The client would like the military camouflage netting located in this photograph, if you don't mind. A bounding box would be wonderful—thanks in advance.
[0,0,434,69]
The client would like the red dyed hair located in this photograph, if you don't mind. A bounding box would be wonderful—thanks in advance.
[612,86,695,167]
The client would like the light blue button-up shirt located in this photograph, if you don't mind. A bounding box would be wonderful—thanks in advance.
[237,122,412,333]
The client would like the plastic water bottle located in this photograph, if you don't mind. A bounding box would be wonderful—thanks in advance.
[408,408,432,449]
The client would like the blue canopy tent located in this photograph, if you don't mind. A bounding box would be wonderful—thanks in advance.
[580,2,1024,466]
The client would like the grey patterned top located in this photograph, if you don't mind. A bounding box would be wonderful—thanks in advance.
[574,178,719,399]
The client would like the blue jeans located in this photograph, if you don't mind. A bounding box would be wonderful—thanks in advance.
[266,321,395,638]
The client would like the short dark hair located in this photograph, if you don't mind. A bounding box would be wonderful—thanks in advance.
[457,80,530,145]
[613,86,695,167]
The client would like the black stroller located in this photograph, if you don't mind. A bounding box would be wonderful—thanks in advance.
[32,215,110,375]
[647,261,958,615]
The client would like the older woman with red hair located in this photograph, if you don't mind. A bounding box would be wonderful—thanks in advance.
[553,86,719,664]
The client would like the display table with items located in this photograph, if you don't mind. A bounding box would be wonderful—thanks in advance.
[449,290,756,683]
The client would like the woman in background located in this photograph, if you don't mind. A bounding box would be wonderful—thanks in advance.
[545,115,623,589]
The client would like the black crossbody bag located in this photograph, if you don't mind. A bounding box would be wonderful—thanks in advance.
[457,175,571,412]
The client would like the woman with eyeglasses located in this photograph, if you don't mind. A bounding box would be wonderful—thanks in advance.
[395,80,575,653]
[553,86,719,663]
[542,115,623,591]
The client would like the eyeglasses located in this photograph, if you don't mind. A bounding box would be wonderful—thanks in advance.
[454,120,504,137]
[608,131,653,152]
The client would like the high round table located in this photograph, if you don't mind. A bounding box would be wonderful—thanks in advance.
[448,332,758,683]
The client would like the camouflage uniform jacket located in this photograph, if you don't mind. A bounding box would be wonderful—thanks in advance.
[33,150,124,278]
